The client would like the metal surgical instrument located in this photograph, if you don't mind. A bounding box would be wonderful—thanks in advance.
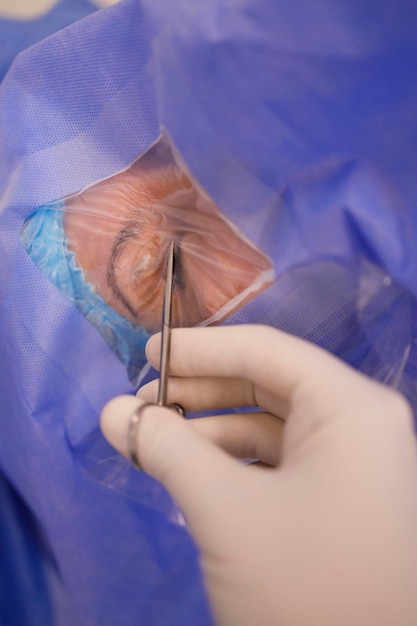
[157,240,185,415]
[157,240,175,407]
[128,241,184,471]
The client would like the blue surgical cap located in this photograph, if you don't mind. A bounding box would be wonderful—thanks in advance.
[22,203,150,382]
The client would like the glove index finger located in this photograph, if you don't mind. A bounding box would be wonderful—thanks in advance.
[145,325,384,416]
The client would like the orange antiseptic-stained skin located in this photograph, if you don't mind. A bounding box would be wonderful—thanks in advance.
[63,161,272,332]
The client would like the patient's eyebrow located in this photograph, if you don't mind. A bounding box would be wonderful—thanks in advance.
[106,219,143,320]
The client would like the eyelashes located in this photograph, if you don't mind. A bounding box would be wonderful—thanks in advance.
[106,218,146,320]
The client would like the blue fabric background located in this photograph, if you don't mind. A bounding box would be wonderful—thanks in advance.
[0,0,98,83]
[1,1,417,624]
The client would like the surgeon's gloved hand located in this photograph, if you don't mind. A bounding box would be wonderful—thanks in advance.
[101,325,417,626]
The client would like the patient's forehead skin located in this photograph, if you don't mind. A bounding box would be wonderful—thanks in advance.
[63,162,270,331]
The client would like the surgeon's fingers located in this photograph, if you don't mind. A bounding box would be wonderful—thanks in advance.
[138,375,289,418]
[145,325,393,417]
[189,412,283,466]
[104,387,283,465]
[100,395,255,549]
[138,376,252,410]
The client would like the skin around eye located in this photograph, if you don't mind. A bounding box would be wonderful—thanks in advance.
[63,164,190,327]
[63,161,271,331]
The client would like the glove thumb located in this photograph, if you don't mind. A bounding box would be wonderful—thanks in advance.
[101,395,244,541]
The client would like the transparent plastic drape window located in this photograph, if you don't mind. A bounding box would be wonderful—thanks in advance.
[21,131,273,382]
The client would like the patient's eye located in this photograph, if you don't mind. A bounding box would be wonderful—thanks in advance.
[21,132,274,379]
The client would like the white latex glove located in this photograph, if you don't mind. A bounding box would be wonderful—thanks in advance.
[101,325,417,626]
